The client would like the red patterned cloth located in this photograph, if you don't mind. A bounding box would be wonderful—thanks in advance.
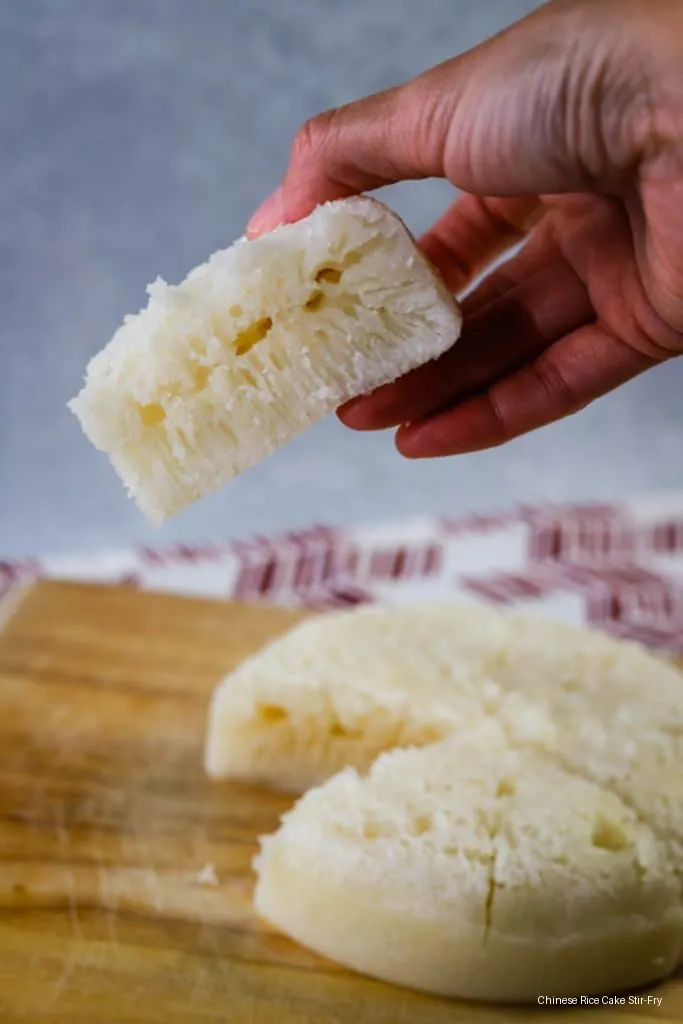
[4,493,683,652]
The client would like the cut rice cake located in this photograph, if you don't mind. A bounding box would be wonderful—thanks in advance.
[68,197,461,523]
[254,734,683,1002]
[205,600,683,1001]
[204,600,683,882]
[203,600,515,792]
[203,600,683,797]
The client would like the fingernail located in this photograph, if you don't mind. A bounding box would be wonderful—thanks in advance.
[395,424,426,459]
[247,185,284,238]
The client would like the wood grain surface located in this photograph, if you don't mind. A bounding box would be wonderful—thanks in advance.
[0,579,681,1023]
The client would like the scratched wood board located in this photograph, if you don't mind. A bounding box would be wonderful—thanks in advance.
[0,579,681,1023]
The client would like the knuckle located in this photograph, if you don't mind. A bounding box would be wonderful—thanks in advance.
[291,110,336,166]
[400,77,449,171]
[486,390,513,446]
[532,356,578,414]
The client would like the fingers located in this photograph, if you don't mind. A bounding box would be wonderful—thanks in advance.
[338,224,594,431]
[247,79,453,236]
[396,323,658,458]
[248,1,620,237]
[458,206,554,318]
[418,195,543,294]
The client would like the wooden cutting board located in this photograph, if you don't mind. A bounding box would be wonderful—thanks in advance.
[0,579,681,1023]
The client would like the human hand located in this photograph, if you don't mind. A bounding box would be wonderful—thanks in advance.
[247,0,683,458]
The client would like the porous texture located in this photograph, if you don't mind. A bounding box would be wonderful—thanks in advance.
[68,198,461,524]
[256,735,681,1001]
[204,601,683,1001]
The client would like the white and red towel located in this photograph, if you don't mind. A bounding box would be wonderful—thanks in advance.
[3,492,683,652]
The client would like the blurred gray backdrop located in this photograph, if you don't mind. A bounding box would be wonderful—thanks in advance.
[2,0,682,558]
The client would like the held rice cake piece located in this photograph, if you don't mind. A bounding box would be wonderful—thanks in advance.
[69,197,461,523]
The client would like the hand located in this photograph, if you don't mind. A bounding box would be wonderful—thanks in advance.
[247,0,683,458]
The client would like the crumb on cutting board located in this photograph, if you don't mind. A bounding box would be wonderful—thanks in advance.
[195,863,219,887]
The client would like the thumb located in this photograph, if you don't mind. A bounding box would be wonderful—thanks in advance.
[247,0,648,237]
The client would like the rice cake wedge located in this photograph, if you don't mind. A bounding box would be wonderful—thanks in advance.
[69,197,461,523]
[254,733,683,1002]
[205,599,683,1001]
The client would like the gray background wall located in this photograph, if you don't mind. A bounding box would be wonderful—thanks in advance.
[2,0,681,558]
